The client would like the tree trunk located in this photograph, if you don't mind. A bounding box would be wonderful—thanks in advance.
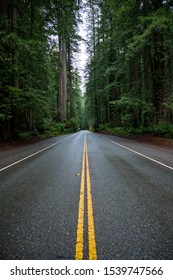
[152,32,165,124]
[59,36,67,122]
[152,0,165,124]
[10,4,19,139]
[67,39,74,119]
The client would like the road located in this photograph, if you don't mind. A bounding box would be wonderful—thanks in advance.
[0,131,173,260]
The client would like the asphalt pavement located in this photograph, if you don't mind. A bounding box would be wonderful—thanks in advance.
[0,131,173,259]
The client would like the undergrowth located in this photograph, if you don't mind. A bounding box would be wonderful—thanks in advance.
[97,123,173,139]
[18,118,79,140]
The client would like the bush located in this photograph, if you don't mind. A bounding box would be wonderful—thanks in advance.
[65,118,79,132]
[153,124,173,139]
[98,124,129,136]
[19,131,34,139]
[122,114,134,128]
[18,118,80,141]
[98,123,110,131]
[97,122,173,139]
[43,121,67,137]
[109,127,129,136]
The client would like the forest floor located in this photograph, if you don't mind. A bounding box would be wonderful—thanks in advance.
[97,131,173,149]
[0,137,42,152]
[0,133,173,152]
[125,134,173,148]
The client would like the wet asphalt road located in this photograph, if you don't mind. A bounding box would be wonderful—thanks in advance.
[0,131,173,260]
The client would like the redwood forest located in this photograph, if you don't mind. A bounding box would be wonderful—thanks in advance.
[0,0,173,141]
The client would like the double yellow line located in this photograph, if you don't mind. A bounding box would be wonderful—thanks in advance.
[75,134,97,260]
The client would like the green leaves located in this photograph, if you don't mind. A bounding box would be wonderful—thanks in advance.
[85,0,173,131]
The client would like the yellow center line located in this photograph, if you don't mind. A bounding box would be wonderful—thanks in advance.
[85,138,97,260]
[75,134,97,260]
[75,136,86,260]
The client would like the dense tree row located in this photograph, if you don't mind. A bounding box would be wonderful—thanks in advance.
[1,0,173,140]
[85,0,173,136]
[0,0,83,140]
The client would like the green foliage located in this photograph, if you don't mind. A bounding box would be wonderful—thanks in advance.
[43,122,66,138]
[110,97,153,128]
[65,118,79,132]
[153,124,173,139]
[85,0,173,137]
[19,118,80,140]
[0,113,6,121]
[98,124,129,136]
[0,0,83,141]
[98,122,173,139]
[19,131,38,140]
[41,118,79,138]
[126,8,170,59]
[1,0,173,141]
[43,118,80,138]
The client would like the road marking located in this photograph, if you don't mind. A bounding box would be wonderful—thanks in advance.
[85,138,97,260]
[101,136,173,171]
[75,137,85,260]
[75,134,97,260]
[0,137,71,172]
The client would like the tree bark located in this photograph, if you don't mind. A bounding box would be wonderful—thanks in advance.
[59,36,67,122]
[153,30,165,124]
[67,39,74,119]
[10,4,19,139]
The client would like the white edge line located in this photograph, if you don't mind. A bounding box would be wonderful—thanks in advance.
[100,136,173,171]
[0,136,71,172]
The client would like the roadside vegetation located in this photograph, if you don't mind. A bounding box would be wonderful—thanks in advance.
[18,118,80,141]
[97,123,173,140]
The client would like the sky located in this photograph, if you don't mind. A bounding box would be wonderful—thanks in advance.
[77,9,88,93]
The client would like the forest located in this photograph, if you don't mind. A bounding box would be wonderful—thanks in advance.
[0,0,173,141]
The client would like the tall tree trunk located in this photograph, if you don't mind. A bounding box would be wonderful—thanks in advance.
[59,36,67,122]
[0,0,9,138]
[91,3,97,129]
[0,0,8,17]
[30,0,35,38]
[67,39,74,119]
[142,46,153,126]
[27,0,35,130]
[10,4,19,139]
[153,30,165,124]
[152,0,165,124]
